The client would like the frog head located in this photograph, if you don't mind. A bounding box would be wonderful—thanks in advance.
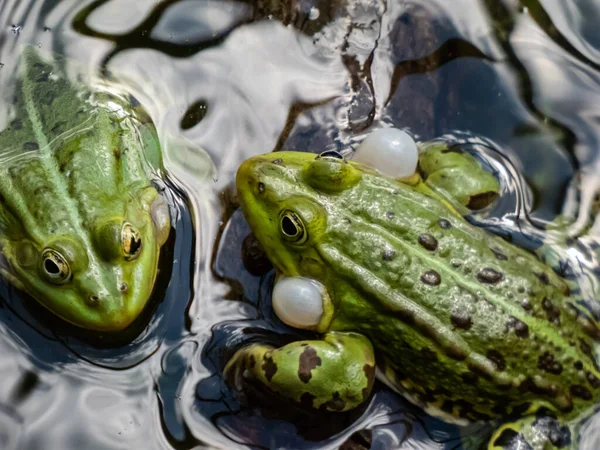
[4,184,169,332]
[236,151,363,325]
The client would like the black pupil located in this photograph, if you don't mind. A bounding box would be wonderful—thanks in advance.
[282,216,298,236]
[129,236,141,254]
[45,259,60,275]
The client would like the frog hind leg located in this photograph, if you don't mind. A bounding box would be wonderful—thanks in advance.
[414,142,500,212]
[487,414,575,450]
[223,331,376,412]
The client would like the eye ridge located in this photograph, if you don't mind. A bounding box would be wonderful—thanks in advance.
[122,222,143,260]
[41,248,71,284]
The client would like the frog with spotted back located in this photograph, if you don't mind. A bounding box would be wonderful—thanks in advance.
[225,145,600,449]
[0,47,170,331]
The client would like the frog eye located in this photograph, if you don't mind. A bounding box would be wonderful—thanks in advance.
[279,210,307,244]
[121,222,142,261]
[41,249,71,284]
[316,150,345,161]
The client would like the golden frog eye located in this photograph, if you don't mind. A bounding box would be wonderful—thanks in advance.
[279,210,307,244]
[121,222,142,261]
[41,249,71,284]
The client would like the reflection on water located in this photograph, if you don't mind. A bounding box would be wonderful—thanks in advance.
[1,0,600,448]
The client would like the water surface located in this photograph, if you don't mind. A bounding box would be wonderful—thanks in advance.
[1,0,600,449]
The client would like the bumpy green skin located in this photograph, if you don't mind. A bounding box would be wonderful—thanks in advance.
[225,332,375,410]
[229,148,600,449]
[0,47,170,331]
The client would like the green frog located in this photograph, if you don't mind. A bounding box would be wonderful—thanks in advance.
[0,47,170,331]
[225,146,600,449]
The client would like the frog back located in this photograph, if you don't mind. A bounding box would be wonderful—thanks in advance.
[318,170,600,422]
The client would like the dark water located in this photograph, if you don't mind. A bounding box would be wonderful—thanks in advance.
[1,0,600,449]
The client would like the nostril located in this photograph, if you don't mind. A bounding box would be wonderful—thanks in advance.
[119,283,128,293]
[87,295,99,306]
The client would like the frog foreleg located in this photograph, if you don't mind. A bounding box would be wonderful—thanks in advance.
[488,414,576,450]
[416,142,500,211]
[224,331,376,411]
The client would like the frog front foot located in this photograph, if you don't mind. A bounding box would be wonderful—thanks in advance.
[416,142,500,212]
[224,332,376,412]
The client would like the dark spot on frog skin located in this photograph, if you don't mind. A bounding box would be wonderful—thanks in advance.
[512,402,532,416]
[272,158,284,166]
[476,268,503,284]
[574,361,584,370]
[9,119,22,130]
[518,378,562,404]
[467,408,492,422]
[248,354,256,369]
[418,233,438,251]
[386,211,395,219]
[381,249,396,261]
[587,372,600,389]
[490,247,508,260]
[535,272,550,285]
[418,389,436,404]
[577,315,600,340]
[300,392,316,408]
[298,346,322,383]
[506,316,529,338]
[538,352,563,375]
[579,339,596,366]
[438,218,451,229]
[542,298,561,323]
[451,310,472,330]
[323,391,346,411]
[362,364,375,400]
[570,384,592,400]
[261,355,277,381]
[461,372,478,384]
[441,400,454,414]
[23,142,39,151]
[493,429,533,450]
[521,299,532,311]
[518,286,525,294]
[258,182,265,194]
[486,350,507,371]
[420,270,441,286]
[420,347,438,361]
[262,355,278,382]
